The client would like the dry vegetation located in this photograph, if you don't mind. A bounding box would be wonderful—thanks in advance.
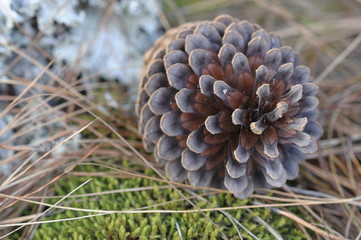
[1,0,361,239]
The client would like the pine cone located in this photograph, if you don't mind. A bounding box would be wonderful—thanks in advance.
[136,15,322,199]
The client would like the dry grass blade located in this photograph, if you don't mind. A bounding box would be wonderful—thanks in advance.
[1,0,361,239]
[314,32,361,84]
[1,190,360,220]
[0,57,56,135]
[263,205,346,240]
[0,119,98,192]
[0,178,93,239]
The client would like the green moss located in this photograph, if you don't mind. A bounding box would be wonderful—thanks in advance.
[31,164,307,239]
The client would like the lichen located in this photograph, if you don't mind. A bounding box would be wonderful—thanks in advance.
[0,0,163,89]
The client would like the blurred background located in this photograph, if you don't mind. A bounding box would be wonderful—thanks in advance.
[0,0,361,239]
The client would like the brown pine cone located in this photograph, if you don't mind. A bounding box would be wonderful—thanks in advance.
[136,15,322,199]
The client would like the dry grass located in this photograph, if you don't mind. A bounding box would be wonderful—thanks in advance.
[1,0,361,239]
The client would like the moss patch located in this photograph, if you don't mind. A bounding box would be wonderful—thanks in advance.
[32,164,307,239]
